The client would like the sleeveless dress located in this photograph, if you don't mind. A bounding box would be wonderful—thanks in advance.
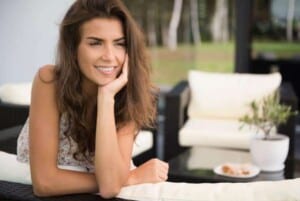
[17,116,95,173]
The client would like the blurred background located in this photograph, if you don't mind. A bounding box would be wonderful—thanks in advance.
[0,0,299,172]
[123,0,300,85]
[1,0,300,86]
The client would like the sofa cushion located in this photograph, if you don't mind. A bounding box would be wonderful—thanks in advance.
[188,71,282,119]
[0,130,152,184]
[0,151,91,185]
[1,152,299,201]
[179,119,263,149]
[132,130,153,157]
[0,151,139,185]
[0,151,31,184]
[0,82,32,105]
[117,179,300,201]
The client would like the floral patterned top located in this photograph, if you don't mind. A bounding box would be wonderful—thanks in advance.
[17,116,95,173]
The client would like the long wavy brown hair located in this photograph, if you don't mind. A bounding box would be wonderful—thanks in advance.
[54,0,157,160]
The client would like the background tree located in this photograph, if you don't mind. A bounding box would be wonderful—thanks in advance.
[182,2,192,44]
[159,1,173,47]
[146,1,158,46]
[210,0,229,42]
[287,0,295,41]
[168,0,183,50]
[190,0,201,44]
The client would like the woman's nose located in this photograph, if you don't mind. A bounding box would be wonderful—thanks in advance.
[101,45,114,61]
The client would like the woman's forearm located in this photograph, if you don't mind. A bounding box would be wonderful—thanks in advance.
[32,168,98,197]
[94,93,130,197]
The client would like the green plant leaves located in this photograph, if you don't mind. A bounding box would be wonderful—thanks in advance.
[239,91,298,140]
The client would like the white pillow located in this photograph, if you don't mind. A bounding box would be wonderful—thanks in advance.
[0,151,90,184]
[118,179,300,201]
[0,151,136,184]
[132,130,153,157]
[1,151,299,201]
[188,71,282,119]
[0,82,32,105]
[178,119,259,149]
[0,151,32,184]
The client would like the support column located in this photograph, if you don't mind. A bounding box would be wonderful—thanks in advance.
[234,0,253,73]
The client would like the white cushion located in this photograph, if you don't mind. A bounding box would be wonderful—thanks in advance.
[1,152,299,201]
[188,71,282,119]
[0,151,31,184]
[132,130,153,157]
[0,82,32,105]
[179,119,263,149]
[117,179,300,201]
[0,151,88,185]
[0,151,137,184]
[0,128,152,185]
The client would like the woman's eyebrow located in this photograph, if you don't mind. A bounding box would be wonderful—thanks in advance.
[114,37,125,42]
[86,36,125,42]
[86,36,102,41]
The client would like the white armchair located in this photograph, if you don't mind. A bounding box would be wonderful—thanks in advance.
[0,83,32,129]
[179,70,281,150]
[163,70,298,177]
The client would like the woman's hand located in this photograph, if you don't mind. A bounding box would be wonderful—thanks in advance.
[99,55,128,98]
[126,159,169,185]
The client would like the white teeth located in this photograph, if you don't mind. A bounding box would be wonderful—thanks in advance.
[95,66,114,73]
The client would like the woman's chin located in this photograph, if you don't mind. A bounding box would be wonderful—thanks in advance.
[97,78,115,87]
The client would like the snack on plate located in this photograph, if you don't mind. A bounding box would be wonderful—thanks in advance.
[221,163,251,176]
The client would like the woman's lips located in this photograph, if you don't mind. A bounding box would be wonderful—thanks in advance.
[95,65,117,75]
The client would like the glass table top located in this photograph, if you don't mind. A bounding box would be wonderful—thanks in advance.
[168,147,287,183]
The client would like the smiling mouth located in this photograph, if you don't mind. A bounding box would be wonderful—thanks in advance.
[95,65,117,74]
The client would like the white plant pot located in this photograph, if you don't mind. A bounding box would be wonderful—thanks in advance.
[250,134,289,172]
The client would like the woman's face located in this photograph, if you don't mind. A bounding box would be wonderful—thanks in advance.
[77,17,126,87]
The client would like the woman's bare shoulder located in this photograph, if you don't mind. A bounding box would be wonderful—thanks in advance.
[31,65,57,98]
[37,64,56,83]
[31,65,58,110]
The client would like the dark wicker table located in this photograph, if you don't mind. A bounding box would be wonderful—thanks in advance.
[0,180,133,201]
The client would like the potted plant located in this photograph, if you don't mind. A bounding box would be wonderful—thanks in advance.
[239,92,297,172]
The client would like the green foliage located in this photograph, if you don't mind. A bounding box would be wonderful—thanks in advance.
[239,91,298,140]
[150,42,300,85]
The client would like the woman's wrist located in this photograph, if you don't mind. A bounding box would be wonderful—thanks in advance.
[97,88,115,103]
[97,95,115,108]
[126,170,138,186]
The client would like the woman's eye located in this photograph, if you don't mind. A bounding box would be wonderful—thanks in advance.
[115,42,126,48]
[89,41,101,46]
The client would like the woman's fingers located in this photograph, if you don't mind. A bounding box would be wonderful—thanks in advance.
[98,54,129,96]
[128,158,169,184]
[151,158,169,182]
[161,164,169,181]
[116,54,128,86]
[117,54,129,86]
[159,169,168,181]
[121,54,128,81]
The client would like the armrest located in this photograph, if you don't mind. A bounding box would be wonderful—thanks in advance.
[0,125,23,154]
[0,180,109,201]
[0,101,29,130]
[133,92,160,165]
[278,82,298,178]
[279,82,298,109]
[132,127,157,166]
[163,80,190,160]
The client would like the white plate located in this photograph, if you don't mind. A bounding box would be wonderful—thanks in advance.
[214,163,260,178]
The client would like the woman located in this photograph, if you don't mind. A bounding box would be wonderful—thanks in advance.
[16,0,168,198]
